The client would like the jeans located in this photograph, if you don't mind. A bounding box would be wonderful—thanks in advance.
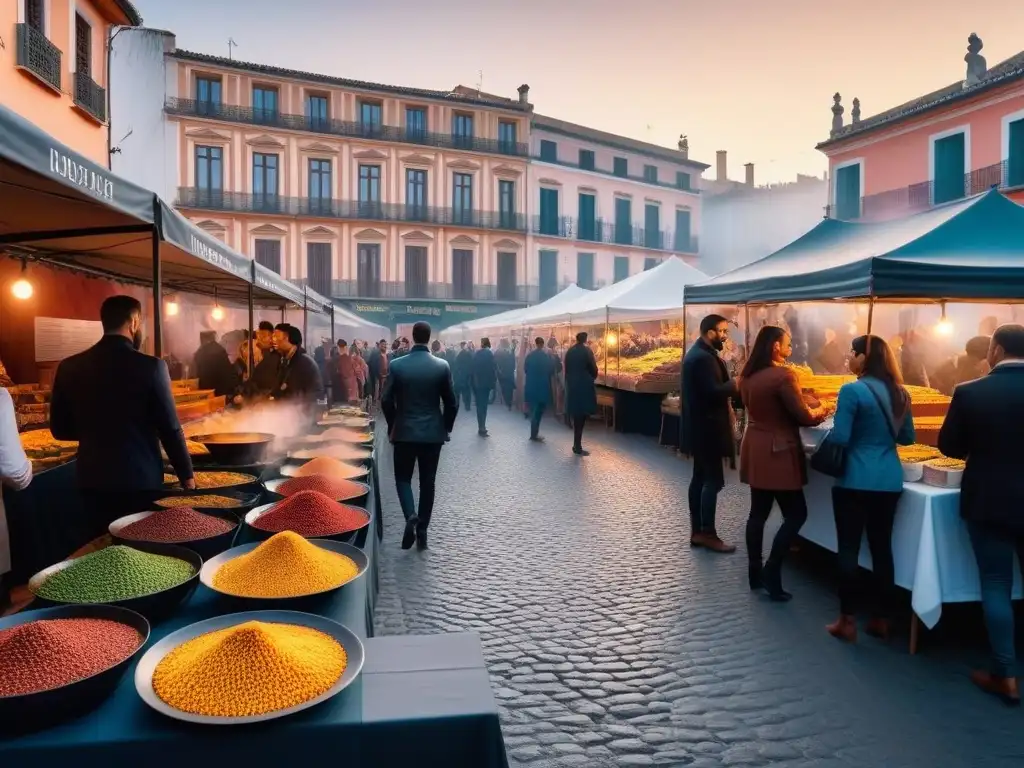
[530,402,547,437]
[572,415,586,450]
[967,520,1024,678]
[392,442,443,533]
[475,388,491,431]
[688,455,724,535]
[746,488,808,567]
[831,486,900,617]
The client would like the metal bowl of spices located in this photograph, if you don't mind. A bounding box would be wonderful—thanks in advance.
[244,498,370,544]
[0,604,151,734]
[287,445,373,466]
[28,541,202,623]
[275,457,370,481]
[110,508,240,561]
[191,432,275,466]
[264,475,370,507]
[154,489,263,516]
[134,609,365,725]
[200,534,367,605]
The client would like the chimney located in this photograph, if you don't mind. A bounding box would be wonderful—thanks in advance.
[678,135,689,159]
[716,150,727,182]
[517,84,530,105]
[744,163,754,187]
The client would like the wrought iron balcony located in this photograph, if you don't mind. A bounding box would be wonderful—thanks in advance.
[827,160,1018,220]
[73,71,107,123]
[177,188,527,232]
[534,155,701,194]
[166,98,530,158]
[530,215,699,254]
[293,279,537,304]
[16,23,62,92]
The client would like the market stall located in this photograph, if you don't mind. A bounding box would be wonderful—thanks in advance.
[522,259,708,435]
[0,411,508,766]
[684,189,1024,646]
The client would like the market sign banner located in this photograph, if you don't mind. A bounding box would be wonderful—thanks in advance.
[341,300,524,330]
[0,103,155,223]
[159,201,252,282]
[254,262,305,307]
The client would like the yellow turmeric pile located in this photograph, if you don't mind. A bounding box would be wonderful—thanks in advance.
[153,621,346,716]
[212,531,358,598]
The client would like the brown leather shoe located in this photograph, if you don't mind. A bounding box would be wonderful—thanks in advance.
[826,614,857,643]
[691,533,736,553]
[865,618,890,641]
[971,670,1021,706]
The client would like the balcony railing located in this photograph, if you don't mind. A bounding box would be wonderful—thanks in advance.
[827,160,1019,220]
[534,155,701,194]
[16,23,62,92]
[531,215,699,254]
[166,98,530,158]
[293,279,538,304]
[73,71,106,122]
[177,188,527,232]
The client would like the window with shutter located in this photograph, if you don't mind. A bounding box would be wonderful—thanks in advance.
[1009,119,1024,188]
[404,246,428,298]
[26,0,44,32]
[357,244,382,297]
[576,253,595,290]
[835,164,861,220]
[578,193,596,241]
[644,203,661,249]
[673,209,692,251]
[933,133,966,205]
[614,198,631,245]
[254,239,281,274]
[539,188,560,235]
[539,250,558,300]
[497,252,517,302]
[306,243,333,297]
[75,14,91,76]
[451,250,474,300]
[644,257,659,271]
[614,256,630,283]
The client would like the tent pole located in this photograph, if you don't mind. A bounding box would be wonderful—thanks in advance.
[330,305,336,348]
[744,304,751,353]
[247,281,255,377]
[604,306,609,377]
[151,203,163,359]
[681,299,687,355]
[866,295,876,337]
[617,323,621,376]
[303,287,309,347]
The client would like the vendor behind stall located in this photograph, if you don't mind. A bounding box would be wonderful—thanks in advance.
[50,296,195,541]
[238,321,280,400]
[271,324,323,407]
[193,331,240,397]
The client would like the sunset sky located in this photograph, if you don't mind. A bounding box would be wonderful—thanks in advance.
[132,0,1024,184]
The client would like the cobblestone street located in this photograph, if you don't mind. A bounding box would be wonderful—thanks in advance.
[374,407,1024,768]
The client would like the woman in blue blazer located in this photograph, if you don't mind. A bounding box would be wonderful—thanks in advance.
[826,335,915,643]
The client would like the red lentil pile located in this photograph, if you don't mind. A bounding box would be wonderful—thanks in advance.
[119,508,235,543]
[277,475,366,501]
[0,617,143,696]
[253,490,368,537]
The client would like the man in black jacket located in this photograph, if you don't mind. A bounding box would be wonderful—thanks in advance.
[939,324,1024,705]
[564,332,598,456]
[495,338,516,410]
[51,295,195,540]
[272,324,323,407]
[193,331,239,397]
[382,321,458,551]
[240,320,281,400]
[681,314,737,553]
[454,341,474,410]
[471,338,498,436]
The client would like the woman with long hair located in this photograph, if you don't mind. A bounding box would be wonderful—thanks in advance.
[739,326,830,601]
[826,335,915,642]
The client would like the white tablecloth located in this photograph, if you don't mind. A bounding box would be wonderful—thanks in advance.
[802,471,1023,628]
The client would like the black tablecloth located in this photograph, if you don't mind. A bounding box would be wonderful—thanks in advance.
[612,390,665,436]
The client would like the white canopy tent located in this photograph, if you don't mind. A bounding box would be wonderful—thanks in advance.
[523,257,708,328]
[332,304,389,340]
[439,284,592,342]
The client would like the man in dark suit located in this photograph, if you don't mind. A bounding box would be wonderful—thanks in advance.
[193,330,239,397]
[939,324,1024,705]
[454,341,473,411]
[681,314,737,553]
[564,331,598,456]
[471,338,498,436]
[50,295,195,541]
[494,338,516,410]
[382,321,458,551]
[272,324,323,407]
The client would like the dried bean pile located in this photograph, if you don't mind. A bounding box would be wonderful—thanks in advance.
[153,621,346,716]
[34,546,195,603]
[253,491,367,537]
[277,475,365,501]
[294,457,366,480]
[0,617,143,695]
[119,508,235,543]
[212,531,358,598]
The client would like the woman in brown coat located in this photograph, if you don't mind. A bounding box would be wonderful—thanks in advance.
[740,326,830,601]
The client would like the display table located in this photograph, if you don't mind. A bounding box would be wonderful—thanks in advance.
[659,402,680,448]
[0,632,509,768]
[802,470,1023,639]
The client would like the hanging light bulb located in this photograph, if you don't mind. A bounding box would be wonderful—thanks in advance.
[605,332,617,347]
[211,288,225,321]
[11,260,32,300]
[935,302,954,337]
[165,298,180,316]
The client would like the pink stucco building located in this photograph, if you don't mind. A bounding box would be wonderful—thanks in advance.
[530,116,706,297]
[817,35,1024,221]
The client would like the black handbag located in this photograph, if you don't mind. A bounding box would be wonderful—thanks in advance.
[810,380,898,478]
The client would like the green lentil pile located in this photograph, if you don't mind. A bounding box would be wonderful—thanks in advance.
[34,545,195,603]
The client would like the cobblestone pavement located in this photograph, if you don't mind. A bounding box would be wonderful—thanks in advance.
[374,407,1024,768]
